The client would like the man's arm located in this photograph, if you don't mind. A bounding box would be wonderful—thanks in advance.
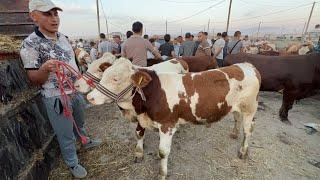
[121,42,127,58]
[171,45,176,58]
[179,44,184,56]
[26,60,57,85]
[146,41,162,59]
[213,47,222,58]
[97,43,103,58]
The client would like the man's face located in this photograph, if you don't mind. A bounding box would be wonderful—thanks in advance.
[30,9,60,33]
[113,37,121,44]
[198,33,204,41]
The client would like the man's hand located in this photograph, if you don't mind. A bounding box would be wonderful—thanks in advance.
[39,59,59,72]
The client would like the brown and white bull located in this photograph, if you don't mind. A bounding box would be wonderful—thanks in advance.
[74,52,117,93]
[87,59,261,179]
[74,57,188,93]
[74,48,92,65]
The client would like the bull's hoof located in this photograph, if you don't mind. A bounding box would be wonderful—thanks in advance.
[280,117,292,125]
[134,150,144,163]
[158,174,166,180]
[238,150,248,159]
[229,133,238,139]
[134,156,144,163]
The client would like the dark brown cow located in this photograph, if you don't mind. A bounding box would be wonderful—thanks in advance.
[147,56,217,72]
[225,53,320,124]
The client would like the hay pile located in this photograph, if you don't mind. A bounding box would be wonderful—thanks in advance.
[0,35,22,54]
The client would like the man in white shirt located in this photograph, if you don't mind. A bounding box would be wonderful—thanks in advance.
[204,32,212,48]
[242,35,251,51]
[97,33,112,58]
[89,41,97,61]
[213,32,227,67]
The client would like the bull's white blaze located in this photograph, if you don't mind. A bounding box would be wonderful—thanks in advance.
[217,102,224,109]
[158,73,186,113]
[148,59,188,74]
[190,91,202,120]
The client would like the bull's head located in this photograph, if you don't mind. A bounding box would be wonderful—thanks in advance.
[74,53,116,93]
[87,58,152,105]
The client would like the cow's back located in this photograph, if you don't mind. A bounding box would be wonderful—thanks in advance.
[178,56,217,72]
[225,53,320,91]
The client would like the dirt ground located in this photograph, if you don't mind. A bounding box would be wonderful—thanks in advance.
[49,91,320,180]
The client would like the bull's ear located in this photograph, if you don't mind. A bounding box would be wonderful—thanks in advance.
[99,62,112,72]
[131,71,152,88]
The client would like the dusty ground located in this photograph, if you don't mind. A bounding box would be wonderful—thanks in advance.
[49,92,320,180]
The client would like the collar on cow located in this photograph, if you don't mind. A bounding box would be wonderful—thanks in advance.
[83,72,100,84]
[95,83,146,103]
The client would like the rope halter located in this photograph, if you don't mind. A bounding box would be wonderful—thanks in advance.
[95,77,146,103]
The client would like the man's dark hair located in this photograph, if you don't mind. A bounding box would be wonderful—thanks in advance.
[149,38,155,43]
[177,35,182,39]
[126,31,133,38]
[143,34,149,39]
[204,32,208,36]
[132,21,143,33]
[185,32,191,38]
[191,35,194,38]
[164,34,171,42]
[217,32,222,36]
[222,32,228,38]
[79,38,83,42]
[90,41,95,47]
[234,31,241,37]
[100,33,106,39]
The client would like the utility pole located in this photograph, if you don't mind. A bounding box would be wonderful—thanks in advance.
[96,0,101,36]
[302,21,307,37]
[226,0,233,32]
[106,19,109,37]
[257,21,262,39]
[207,18,210,33]
[304,2,316,35]
[145,27,146,34]
[165,20,168,34]
[180,28,182,36]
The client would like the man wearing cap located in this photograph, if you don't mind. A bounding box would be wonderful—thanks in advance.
[20,0,101,178]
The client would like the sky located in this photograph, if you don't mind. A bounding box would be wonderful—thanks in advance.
[53,0,320,38]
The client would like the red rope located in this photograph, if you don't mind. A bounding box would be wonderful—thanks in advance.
[54,61,95,144]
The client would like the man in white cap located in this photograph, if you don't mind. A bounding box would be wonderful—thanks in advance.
[20,0,101,178]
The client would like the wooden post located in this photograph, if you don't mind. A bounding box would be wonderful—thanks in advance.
[304,2,316,35]
[207,18,210,33]
[96,0,100,36]
[226,0,233,32]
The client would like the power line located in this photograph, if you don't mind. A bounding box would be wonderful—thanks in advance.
[168,0,225,23]
[159,0,216,3]
[214,2,315,23]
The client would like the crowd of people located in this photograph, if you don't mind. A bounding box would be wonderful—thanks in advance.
[69,21,260,70]
[19,0,320,179]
